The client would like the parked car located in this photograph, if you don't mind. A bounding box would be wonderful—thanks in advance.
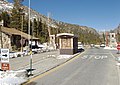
[90,44,94,47]
[23,50,28,56]
[38,44,48,52]
[100,43,105,47]
[9,51,18,58]
[78,44,84,52]
[29,45,39,54]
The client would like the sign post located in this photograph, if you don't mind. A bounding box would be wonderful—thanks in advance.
[1,49,10,71]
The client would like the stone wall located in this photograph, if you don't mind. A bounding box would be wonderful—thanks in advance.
[0,32,12,50]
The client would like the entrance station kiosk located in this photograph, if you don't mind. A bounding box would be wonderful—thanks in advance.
[57,33,78,55]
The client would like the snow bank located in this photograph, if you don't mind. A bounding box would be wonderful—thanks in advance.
[104,47,117,50]
[116,63,120,66]
[0,70,28,85]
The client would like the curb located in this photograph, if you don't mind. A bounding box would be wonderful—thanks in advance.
[21,51,85,85]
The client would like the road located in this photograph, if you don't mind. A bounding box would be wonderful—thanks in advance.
[26,48,120,85]
[9,50,60,70]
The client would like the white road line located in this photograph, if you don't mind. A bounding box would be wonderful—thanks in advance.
[87,53,110,55]
[116,65,120,85]
[16,58,49,70]
[109,52,120,85]
[109,52,115,59]
[88,55,94,59]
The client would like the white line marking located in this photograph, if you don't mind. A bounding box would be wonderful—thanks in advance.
[109,52,115,59]
[109,52,120,85]
[116,64,120,85]
[87,53,110,55]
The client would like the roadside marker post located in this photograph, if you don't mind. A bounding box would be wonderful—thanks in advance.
[117,44,120,54]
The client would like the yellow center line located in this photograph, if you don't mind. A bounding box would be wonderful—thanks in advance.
[23,51,87,85]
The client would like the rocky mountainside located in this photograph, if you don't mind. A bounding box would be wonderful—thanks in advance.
[113,24,120,33]
[0,0,98,35]
[0,0,13,13]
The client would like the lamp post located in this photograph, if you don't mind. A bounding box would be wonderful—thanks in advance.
[21,13,23,54]
[0,24,3,48]
[28,0,33,76]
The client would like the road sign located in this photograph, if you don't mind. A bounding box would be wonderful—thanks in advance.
[1,49,9,63]
[117,45,120,50]
[1,63,10,70]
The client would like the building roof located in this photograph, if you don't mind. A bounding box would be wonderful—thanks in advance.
[57,33,74,37]
[1,27,39,40]
[57,33,78,38]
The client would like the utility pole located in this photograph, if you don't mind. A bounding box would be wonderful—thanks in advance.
[47,12,51,42]
[29,0,33,76]
[21,13,23,53]
[0,25,3,48]
[20,7,24,54]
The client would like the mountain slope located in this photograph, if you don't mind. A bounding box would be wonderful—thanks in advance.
[0,0,99,35]
[113,24,120,33]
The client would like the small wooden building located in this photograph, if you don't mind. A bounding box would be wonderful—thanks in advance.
[0,27,39,51]
[57,33,78,55]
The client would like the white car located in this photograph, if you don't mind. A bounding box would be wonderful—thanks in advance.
[38,44,47,52]
[100,44,105,47]
[78,45,84,52]
[9,52,18,58]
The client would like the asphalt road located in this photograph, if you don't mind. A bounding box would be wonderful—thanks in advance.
[26,48,120,85]
[9,50,60,70]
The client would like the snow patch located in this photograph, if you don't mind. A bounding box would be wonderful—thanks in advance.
[116,63,120,66]
[0,70,28,85]
[104,47,117,50]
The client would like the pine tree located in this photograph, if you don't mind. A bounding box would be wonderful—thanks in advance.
[10,0,24,30]
[33,18,38,37]
[1,11,10,27]
[39,21,49,43]
[117,31,120,42]
[38,18,43,37]
[23,18,28,33]
[102,33,105,43]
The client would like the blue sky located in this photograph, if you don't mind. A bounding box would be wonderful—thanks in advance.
[8,0,120,31]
